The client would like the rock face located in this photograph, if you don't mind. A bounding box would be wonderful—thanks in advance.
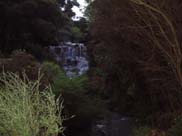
[92,113,135,136]
[50,42,89,77]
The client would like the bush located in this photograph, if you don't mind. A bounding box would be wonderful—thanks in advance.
[43,61,88,95]
[0,73,64,136]
[168,116,182,136]
[0,51,51,89]
[43,61,107,135]
[43,61,105,116]
[0,51,40,80]
[71,26,83,42]
[133,126,152,136]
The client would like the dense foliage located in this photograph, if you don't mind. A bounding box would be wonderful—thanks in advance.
[43,61,89,95]
[43,61,106,136]
[2,0,182,135]
[0,0,95,136]
[132,126,152,136]
[0,0,83,55]
[0,0,66,53]
[0,73,64,136]
[88,0,182,128]
[168,115,182,136]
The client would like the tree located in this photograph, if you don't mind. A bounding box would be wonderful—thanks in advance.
[0,0,79,53]
[89,0,182,126]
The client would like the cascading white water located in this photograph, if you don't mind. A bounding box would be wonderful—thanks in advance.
[50,42,89,77]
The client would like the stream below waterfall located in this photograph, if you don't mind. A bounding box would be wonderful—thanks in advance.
[92,113,135,136]
[50,42,135,136]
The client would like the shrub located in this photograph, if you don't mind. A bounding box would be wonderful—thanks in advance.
[71,26,83,42]
[43,61,107,135]
[43,61,88,95]
[90,0,182,124]
[133,126,152,136]
[168,116,182,136]
[0,51,40,80]
[0,72,64,136]
[0,51,51,89]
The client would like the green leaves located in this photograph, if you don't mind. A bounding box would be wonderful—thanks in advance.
[168,116,182,136]
[132,126,152,136]
[43,61,88,95]
[0,72,64,136]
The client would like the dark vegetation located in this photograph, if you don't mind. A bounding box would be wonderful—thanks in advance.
[87,0,182,135]
[0,0,87,57]
[0,0,98,135]
[0,72,64,136]
[1,0,182,136]
[0,0,64,53]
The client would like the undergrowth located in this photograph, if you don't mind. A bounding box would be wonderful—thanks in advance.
[0,72,64,136]
[43,61,88,95]
[132,126,152,136]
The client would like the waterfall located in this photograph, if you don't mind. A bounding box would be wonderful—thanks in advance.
[50,42,89,77]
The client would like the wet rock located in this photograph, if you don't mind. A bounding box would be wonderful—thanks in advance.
[50,42,89,77]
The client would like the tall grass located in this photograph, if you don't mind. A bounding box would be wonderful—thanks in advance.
[0,72,64,136]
